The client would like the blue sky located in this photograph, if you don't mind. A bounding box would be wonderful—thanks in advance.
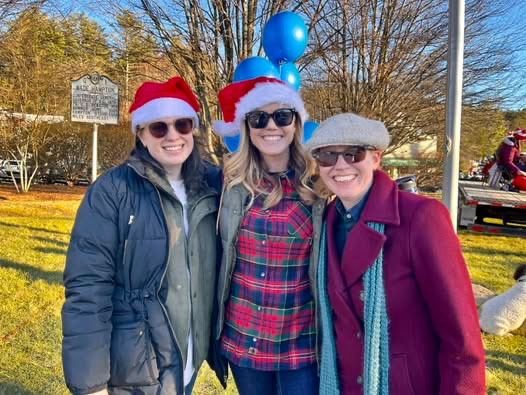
[40,0,526,111]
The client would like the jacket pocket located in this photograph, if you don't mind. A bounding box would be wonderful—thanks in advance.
[390,353,416,395]
[109,319,160,387]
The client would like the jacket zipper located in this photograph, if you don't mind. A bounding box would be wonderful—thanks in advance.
[122,239,131,293]
[127,163,218,377]
[126,163,185,387]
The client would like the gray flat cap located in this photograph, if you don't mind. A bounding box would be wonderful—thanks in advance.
[304,113,390,152]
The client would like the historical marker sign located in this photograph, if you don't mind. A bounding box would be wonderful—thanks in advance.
[71,72,119,125]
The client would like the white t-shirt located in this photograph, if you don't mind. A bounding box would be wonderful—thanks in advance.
[169,179,194,386]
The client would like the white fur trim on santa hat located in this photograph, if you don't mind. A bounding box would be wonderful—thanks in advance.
[214,81,308,137]
[131,97,199,133]
[213,120,239,137]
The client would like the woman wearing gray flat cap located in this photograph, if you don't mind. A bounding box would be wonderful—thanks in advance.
[304,113,485,395]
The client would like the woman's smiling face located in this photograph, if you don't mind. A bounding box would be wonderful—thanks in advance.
[317,145,381,210]
[138,117,194,178]
[247,102,296,170]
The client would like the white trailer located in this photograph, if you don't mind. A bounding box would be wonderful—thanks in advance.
[458,181,526,236]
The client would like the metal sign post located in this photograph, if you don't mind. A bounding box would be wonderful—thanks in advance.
[71,72,119,182]
[92,123,98,182]
[442,0,465,233]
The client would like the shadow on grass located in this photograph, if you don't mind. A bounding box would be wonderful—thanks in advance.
[0,221,69,235]
[34,246,67,256]
[0,258,63,285]
[463,246,523,258]
[460,230,526,240]
[485,350,526,376]
[0,382,34,395]
[32,236,69,248]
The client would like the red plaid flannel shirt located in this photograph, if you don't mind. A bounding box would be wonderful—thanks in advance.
[221,173,317,370]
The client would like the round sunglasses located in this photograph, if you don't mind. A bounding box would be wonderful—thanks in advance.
[245,108,296,129]
[312,146,376,167]
[147,118,194,138]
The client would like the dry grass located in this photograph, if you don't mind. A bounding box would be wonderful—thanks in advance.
[0,184,524,394]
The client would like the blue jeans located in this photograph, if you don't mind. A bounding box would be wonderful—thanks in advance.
[229,363,319,395]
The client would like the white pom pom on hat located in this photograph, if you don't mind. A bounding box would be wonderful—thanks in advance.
[213,76,308,137]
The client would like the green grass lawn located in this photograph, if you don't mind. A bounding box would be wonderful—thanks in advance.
[0,197,525,394]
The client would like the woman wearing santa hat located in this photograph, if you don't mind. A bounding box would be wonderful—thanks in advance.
[62,77,224,394]
[213,76,324,394]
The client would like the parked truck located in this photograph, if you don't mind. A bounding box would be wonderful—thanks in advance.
[458,181,526,236]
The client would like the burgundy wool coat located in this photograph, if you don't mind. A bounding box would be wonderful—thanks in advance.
[324,170,485,395]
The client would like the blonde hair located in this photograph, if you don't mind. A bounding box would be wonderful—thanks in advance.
[223,112,317,209]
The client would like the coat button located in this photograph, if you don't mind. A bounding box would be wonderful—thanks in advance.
[356,331,361,339]
[176,284,182,290]
[357,375,363,385]
[359,291,365,301]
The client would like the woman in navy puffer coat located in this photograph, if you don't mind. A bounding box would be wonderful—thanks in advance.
[62,77,225,395]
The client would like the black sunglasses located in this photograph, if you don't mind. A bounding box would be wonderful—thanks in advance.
[312,146,376,167]
[147,118,194,138]
[245,108,296,129]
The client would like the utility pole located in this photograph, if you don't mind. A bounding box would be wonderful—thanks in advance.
[442,0,465,232]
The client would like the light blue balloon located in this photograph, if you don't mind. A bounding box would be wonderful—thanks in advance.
[262,11,308,64]
[303,121,318,143]
[233,56,280,82]
[224,134,241,153]
[279,62,300,91]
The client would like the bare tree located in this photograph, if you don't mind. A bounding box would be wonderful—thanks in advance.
[301,0,526,156]
[0,0,46,21]
[91,0,312,162]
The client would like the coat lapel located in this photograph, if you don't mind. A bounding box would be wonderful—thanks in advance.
[339,170,400,288]
[326,204,358,320]
[340,222,386,287]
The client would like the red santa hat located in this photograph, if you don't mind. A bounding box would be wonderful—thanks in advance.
[129,77,200,133]
[213,76,308,137]
[513,128,526,141]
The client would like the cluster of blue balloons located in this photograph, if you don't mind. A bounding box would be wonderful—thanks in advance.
[225,11,317,152]
[233,11,307,89]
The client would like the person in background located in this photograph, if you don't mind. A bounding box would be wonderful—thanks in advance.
[496,135,526,178]
[304,113,485,395]
[62,77,224,394]
[517,153,526,171]
[212,76,324,395]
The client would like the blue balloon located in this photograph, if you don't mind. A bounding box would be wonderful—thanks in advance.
[224,134,241,153]
[262,11,308,64]
[279,62,300,91]
[233,56,280,82]
[303,121,318,143]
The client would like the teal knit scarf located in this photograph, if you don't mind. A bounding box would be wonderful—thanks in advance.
[318,221,389,395]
